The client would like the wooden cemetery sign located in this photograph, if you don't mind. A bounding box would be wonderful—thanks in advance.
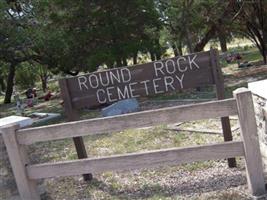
[61,51,214,108]
[59,49,236,181]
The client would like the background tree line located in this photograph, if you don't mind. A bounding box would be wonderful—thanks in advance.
[0,0,267,104]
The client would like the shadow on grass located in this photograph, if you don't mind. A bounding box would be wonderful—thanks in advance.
[84,172,246,199]
[40,170,246,200]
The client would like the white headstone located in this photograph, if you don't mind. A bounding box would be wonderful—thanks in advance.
[0,116,33,128]
[248,79,267,100]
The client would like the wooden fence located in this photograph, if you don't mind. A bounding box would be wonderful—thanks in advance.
[1,88,266,199]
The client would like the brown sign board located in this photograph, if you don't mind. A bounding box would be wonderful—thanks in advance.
[59,51,217,109]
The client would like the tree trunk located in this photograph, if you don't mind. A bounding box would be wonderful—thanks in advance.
[149,51,155,61]
[122,57,127,66]
[260,43,267,64]
[116,58,122,67]
[185,27,193,53]
[262,48,267,64]
[194,2,233,53]
[0,75,6,92]
[194,26,217,52]
[218,32,228,52]
[263,32,267,64]
[133,52,138,65]
[4,63,16,104]
[41,76,48,92]
[177,42,183,56]
[172,44,179,56]
[155,53,161,61]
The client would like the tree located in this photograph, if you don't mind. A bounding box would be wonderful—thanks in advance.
[0,62,8,93]
[157,0,235,53]
[0,0,39,103]
[15,62,38,90]
[232,0,267,63]
[35,0,162,73]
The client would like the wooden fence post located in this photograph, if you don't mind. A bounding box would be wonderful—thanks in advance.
[210,48,236,168]
[59,79,92,181]
[233,88,266,196]
[0,124,40,200]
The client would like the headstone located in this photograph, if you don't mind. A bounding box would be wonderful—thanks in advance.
[101,98,139,117]
[0,116,33,129]
[248,79,267,99]
[248,79,267,173]
[14,94,25,116]
[238,61,252,68]
[31,112,61,125]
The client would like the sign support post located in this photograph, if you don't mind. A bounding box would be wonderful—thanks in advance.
[59,79,93,181]
[210,49,237,168]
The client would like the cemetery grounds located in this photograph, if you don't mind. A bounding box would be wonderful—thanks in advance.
[1,47,267,200]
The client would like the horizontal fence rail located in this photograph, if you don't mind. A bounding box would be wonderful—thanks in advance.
[27,141,244,180]
[17,98,238,145]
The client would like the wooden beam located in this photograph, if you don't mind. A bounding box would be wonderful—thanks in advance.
[59,79,92,181]
[263,107,267,120]
[17,99,238,145]
[210,48,236,168]
[167,127,222,134]
[0,125,40,200]
[234,88,266,196]
[167,124,240,134]
[27,141,244,180]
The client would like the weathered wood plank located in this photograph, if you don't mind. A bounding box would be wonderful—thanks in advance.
[17,99,238,145]
[210,48,236,168]
[233,88,266,196]
[263,107,267,120]
[27,141,244,180]
[59,79,92,181]
[0,125,40,200]
[167,127,222,134]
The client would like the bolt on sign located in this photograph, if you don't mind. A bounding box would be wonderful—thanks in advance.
[60,51,216,109]
[59,49,236,174]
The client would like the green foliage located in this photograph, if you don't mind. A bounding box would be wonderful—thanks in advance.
[157,0,233,53]
[15,63,38,90]
[34,0,163,72]
[232,0,267,63]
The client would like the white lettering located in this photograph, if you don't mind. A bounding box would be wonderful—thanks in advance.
[164,76,175,91]
[106,87,117,102]
[121,68,131,83]
[78,76,88,91]
[153,78,164,94]
[175,74,185,89]
[177,57,188,72]
[99,71,110,87]
[109,70,121,84]
[154,61,165,77]
[140,80,150,95]
[129,82,140,98]
[88,74,99,88]
[117,86,130,100]
[165,59,176,74]
[96,89,106,104]
[188,55,200,69]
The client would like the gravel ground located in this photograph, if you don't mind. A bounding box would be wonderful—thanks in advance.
[40,161,250,200]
